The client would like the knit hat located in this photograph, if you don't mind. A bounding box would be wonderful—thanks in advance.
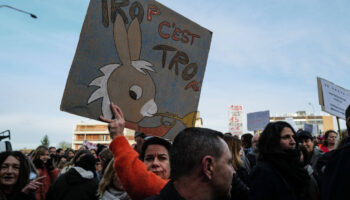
[297,130,313,140]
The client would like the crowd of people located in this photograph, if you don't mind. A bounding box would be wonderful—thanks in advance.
[0,103,349,200]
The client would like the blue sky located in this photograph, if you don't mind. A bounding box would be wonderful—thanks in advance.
[1,0,349,149]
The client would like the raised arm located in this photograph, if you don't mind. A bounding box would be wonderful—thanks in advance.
[100,103,168,200]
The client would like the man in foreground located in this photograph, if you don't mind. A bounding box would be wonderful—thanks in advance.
[146,127,235,200]
[321,105,350,200]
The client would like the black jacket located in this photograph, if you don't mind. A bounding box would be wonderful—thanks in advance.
[3,191,35,200]
[320,141,350,200]
[46,167,98,200]
[231,174,249,200]
[145,181,185,200]
[249,161,298,200]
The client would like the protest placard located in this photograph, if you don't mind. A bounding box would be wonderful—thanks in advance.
[83,140,97,150]
[285,117,298,132]
[318,77,350,119]
[304,123,318,136]
[247,110,270,131]
[228,105,243,136]
[61,0,212,139]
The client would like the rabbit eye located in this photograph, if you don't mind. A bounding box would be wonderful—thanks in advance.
[129,85,142,100]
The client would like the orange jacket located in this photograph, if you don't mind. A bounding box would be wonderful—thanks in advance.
[109,136,168,200]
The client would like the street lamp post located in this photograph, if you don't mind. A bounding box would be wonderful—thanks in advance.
[0,5,37,19]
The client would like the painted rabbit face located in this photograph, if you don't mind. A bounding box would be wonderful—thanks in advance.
[107,64,157,122]
[88,14,158,122]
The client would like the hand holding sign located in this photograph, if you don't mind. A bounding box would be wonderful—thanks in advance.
[60,0,212,139]
[100,103,125,139]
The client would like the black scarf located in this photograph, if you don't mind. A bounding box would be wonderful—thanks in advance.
[263,149,310,199]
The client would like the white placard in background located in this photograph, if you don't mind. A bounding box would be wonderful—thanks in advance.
[285,117,298,132]
[229,105,243,136]
[318,78,350,119]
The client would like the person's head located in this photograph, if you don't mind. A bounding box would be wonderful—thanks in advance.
[346,105,350,132]
[56,148,64,156]
[323,130,337,147]
[258,121,297,159]
[48,147,56,156]
[171,127,234,200]
[71,149,90,165]
[96,144,107,157]
[298,145,310,166]
[140,136,171,180]
[96,160,102,173]
[241,133,253,149]
[251,135,259,151]
[90,149,97,159]
[75,153,96,173]
[98,149,113,175]
[56,156,67,172]
[65,149,75,160]
[134,131,146,153]
[32,146,49,163]
[98,159,125,197]
[297,130,314,153]
[79,145,87,150]
[0,151,30,193]
[223,135,243,170]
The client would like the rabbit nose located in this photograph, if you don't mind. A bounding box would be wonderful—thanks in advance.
[140,99,158,117]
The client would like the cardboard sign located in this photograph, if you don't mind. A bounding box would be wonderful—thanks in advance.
[285,117,298,132]
[83,140,97,150]
[317,77,350,119]
[304,123,318,136]
[247,110,270,131]
[228,105,243,136]
[61,0,212,140]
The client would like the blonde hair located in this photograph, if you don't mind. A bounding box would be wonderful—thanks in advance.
[97,159,115,197]
[224,135,243,170]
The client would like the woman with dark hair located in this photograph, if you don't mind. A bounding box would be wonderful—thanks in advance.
[320,130,337,153]
[60,149,90,175]
[65,149,75,162]
[32,146,58,200]
[0,151,43,200]
[249,121,310,200]
[46,153,98,200]
[139,136,172,180]
[101,103,173,200]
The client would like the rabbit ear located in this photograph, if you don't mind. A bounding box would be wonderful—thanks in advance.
[114,14,131,66]
[127,18,142,60]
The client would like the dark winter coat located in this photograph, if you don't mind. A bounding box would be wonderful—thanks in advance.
[231,174,249,200]
[249,161,300,200]
[46,167,98,200]
[246,152,257,169]
[2,191,35,200]
[145,181,185,200]
[320,141,350,200]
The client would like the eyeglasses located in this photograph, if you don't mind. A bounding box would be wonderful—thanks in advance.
[280,134,296,140]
